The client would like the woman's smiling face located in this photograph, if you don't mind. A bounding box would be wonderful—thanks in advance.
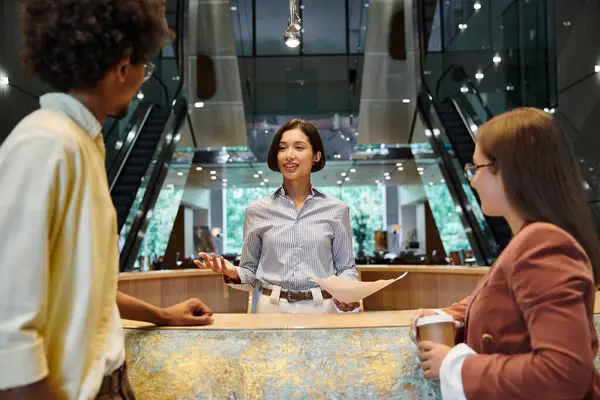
[277,128,320,181]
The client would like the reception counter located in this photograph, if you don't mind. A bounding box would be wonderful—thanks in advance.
[123,293,600,399]
[119,265,488,314]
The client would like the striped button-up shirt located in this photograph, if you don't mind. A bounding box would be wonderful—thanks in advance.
[229,186,358,292]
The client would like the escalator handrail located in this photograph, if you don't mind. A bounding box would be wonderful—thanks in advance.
[450,98,477,142]
[103,118,120,144]
[434,64,494,120]
[151,74,170,108]
[107,102,155,192]
[119,93,187,272]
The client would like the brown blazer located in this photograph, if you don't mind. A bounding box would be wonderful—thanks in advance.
[444,222,600,399]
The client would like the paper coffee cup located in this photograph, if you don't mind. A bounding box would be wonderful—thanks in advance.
[416,314,455,347]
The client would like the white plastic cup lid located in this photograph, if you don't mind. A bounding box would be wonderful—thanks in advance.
[416,314,454,327]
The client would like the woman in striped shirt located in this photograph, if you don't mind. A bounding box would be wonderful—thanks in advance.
[195,119,360,313]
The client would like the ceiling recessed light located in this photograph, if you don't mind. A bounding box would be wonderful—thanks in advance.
[194,101,204,108]
[253,174,259,178]
[470,124,478,132]
[263,179,269,183]
[475,72,484,80]
[341,172,347,177]
[0,76,8,86]
[458,23,468,30]
[177,172,184,176]
[441,179,446,183]
[137,92,144,100]
[402,99,410,104]
[260,182,265,186]
[474,2,481,10]
[223,183,228,187]
[337,180,342,184]
[384,172,390,176]
[429,182,434,186]
[222,179,228,182]
[196,166,203,171]
[230,6,237,11]
[346,137,350,142]
[211,176,217,180]
[344,177,350,181]
[257,171,263,175]
[595,65,600,73]
[397,167,404,171]
[350,168,356,173]
[493,55,502,63]
[375,180,380,184]
[460,86,469,93]
[419,171,424,175]
[385,176,391,180]
[210,171,216,175]
[417,167,424,171]
[396,162,403,167]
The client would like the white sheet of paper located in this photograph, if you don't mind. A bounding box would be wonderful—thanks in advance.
[310,271,408,303]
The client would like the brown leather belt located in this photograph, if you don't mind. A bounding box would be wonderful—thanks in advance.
[262,288,332,303]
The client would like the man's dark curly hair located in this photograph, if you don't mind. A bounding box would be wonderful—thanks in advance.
[20,0,166,91]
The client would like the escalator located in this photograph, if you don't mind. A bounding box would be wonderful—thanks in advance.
[109,105,170,231]
[104,90,187,272]
[100,0,192,272]
[436,96,513,252]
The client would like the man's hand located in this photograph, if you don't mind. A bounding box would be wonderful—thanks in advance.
[159,298,214,326]
[117,292,214,326]
[417,341,452,380]
[333,298,360,312]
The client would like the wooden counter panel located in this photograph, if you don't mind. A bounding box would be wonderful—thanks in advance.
[357,265,489,275]
[118,273,249,313]
[360,269,483,311]
[119,268,217,281]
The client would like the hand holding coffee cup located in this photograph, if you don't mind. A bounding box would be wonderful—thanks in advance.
[410,309,438,343]
[410,309,461,345]
[415,314,456,347]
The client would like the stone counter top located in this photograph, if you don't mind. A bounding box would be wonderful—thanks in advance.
[123,291,600,399]
[124,315,600,399]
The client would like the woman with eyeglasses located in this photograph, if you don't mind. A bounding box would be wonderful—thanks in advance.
[411,107,600,399]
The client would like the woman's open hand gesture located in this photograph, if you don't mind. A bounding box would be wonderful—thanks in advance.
[193,253,240,282]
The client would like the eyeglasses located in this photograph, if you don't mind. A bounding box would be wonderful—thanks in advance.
[143,62,155,82]
[464,162,494,181]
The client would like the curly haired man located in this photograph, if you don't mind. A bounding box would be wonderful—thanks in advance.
[0,1,212,399]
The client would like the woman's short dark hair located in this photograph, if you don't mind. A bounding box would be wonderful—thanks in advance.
[20,0,166,92]
[267,119,326,173]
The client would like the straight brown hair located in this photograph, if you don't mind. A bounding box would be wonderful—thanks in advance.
[477,107,600,283]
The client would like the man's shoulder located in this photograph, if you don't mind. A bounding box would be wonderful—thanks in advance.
[4,109,83,154]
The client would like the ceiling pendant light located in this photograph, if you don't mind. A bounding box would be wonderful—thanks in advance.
[284,0,302,48]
